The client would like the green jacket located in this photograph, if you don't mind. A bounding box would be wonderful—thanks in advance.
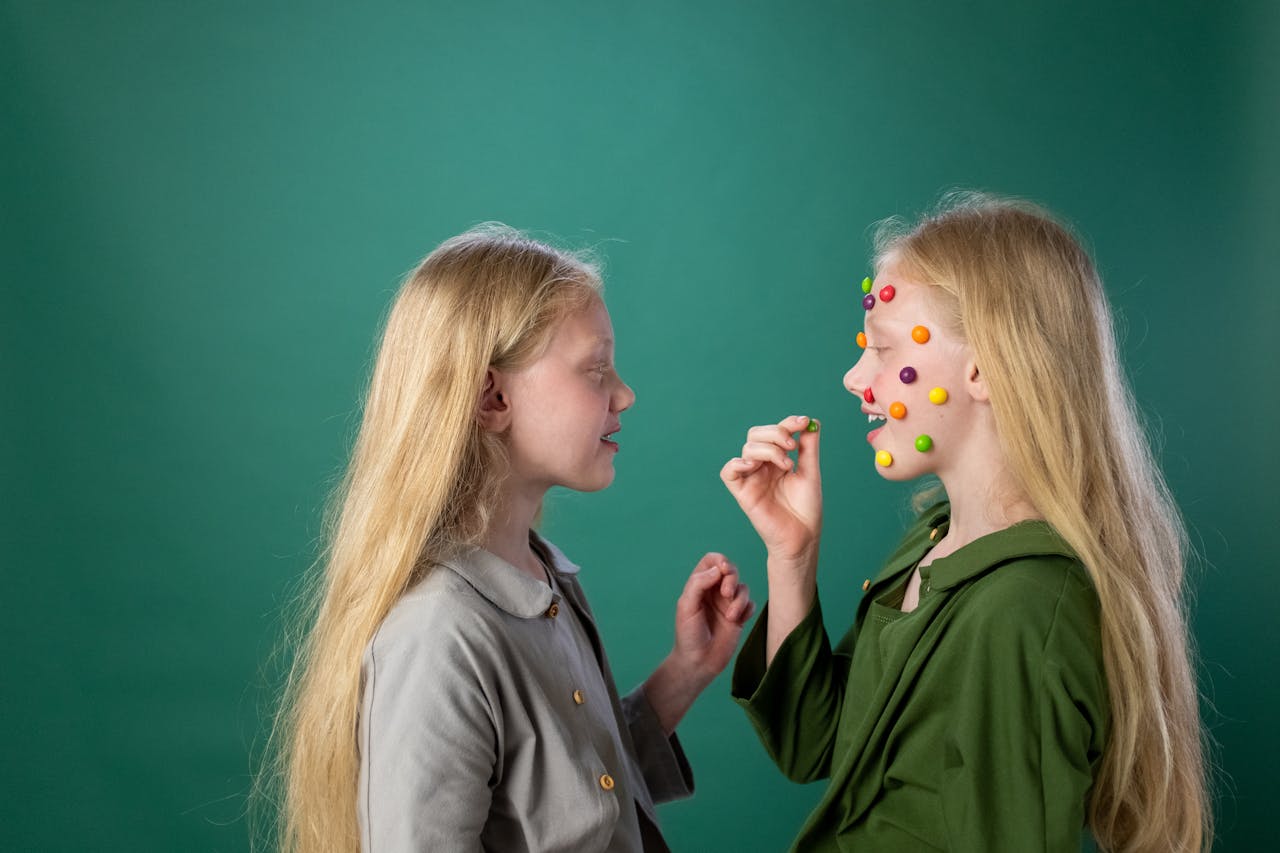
[732,504,1108,852]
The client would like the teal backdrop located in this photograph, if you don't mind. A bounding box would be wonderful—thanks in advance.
[4,1,1277,850]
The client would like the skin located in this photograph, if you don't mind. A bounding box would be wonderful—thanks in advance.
[478,296,755,734]
[720,263,1039,663]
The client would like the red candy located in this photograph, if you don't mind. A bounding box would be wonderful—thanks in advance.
[863,387,875,403]
[879,285,896,302]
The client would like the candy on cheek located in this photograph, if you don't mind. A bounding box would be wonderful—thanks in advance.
[899,366,917,384]
[929,387,949,405]
[911,325,931,344]
[876,450,893,467]
[889,402,907,419]
[915,434,933,452]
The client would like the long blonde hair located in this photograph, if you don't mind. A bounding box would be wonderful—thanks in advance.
[878,193,1209,852]
[259,224,601,853]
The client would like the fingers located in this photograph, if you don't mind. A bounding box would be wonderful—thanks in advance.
[718,582,752,624]
[795,416,821,479]
[720,456,764,484]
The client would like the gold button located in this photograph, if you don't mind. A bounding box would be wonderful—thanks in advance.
[573,689,585,705]
[861,579,870,592]
[599,773,615,791]
[546,602,559,619]
[929,528,939,541]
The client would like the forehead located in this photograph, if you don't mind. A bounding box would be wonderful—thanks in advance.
[864,269,938,334]
[547,298,614,353]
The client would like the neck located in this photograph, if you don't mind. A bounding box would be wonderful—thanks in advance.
[935,441,1040,555]
[481,477,548,582]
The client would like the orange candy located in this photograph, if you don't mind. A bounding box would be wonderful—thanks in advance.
[856,331,867,348]
[889,402,907,419]
[911,325,931,344]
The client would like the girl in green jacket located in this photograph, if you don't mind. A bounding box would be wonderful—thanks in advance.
[720,193,1209,852]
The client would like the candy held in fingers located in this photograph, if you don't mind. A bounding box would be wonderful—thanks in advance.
[862,294,876,310]
[889,401,907,419]
[929,387,949,405]
[915,434,933,452]
[862,276,873,294]
[856,331,867,348]
[805,419,820,432]
[911,325,931,344]
[876,450,893,467]
[899,366,917,384]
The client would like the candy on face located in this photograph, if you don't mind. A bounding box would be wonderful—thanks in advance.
[899,366,917,384]
[928,387,949,405]
[889,401,907,419]
[856,331,867,348]
[915,434,933,452]
[805,419,820,433]
[876,450,893,467]
[911,325,931,344]
[862,276,873,294]
[879,285,895,302]
[863,387,875,403]
[862,294,876,310]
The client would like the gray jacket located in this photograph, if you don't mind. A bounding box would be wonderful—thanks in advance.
[357,533,694,852]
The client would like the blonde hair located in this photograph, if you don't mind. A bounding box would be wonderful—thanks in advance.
[258,224,601,853]
[877,193,1209,852]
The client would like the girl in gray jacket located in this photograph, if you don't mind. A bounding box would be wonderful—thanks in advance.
[270,225,754,853]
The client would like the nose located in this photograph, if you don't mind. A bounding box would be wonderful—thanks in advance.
[843,361,865,398]
[614,375,636,412]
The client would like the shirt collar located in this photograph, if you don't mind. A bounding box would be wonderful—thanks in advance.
[880,503,1077,593]
[440,531,580,619]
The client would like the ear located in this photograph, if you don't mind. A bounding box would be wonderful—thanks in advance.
[477,368,512,432]
[964,357,991,403]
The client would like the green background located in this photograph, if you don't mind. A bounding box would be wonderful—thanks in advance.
[4,1,1276,850]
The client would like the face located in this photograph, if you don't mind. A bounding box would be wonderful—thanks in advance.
[500,298,636,494]
[842,265,977,481]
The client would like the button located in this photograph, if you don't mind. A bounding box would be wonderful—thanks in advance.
[861,579,870,591]
[573,689,585,705]
[929,528,939,541]
[546,603,560,619]
[599,773,615,791]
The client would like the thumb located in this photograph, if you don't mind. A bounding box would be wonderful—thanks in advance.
[795,417,822,479]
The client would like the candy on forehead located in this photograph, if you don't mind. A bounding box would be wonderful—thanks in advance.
[876,450,893,467]
[889,402,907,419]
[929,387,948,405]
[861,276,873,294]
[879,285,895,302]
[911,325,931,344]
[915,434,933,452]
[899,366,917,384]
[856,331,867,348]
[862,294,875,310]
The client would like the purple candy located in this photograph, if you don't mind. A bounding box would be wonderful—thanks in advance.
[862,293,876,310]
[899,366,917,384]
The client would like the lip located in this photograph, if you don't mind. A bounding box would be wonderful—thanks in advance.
[601,423,621,451]
[866,426,884,444]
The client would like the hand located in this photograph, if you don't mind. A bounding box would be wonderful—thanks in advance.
[643,553,755,734]
[719,414,823,562]
[670,553,755,683]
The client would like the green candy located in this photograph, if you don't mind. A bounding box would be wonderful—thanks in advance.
[861,276,873,294]
[806,419,820,433]
[915,434,933,452]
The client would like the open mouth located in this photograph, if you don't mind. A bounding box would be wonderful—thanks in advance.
[601,430,620,449]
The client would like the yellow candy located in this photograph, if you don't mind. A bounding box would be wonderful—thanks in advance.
[876,450,893,467]
[856,331,867,348]
[928,387,948,405]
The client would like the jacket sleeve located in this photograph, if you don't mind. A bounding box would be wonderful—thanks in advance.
[358,620,496,853]
[938,566,1109,852]
[619,687,695,804]
[730,597,852,783]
